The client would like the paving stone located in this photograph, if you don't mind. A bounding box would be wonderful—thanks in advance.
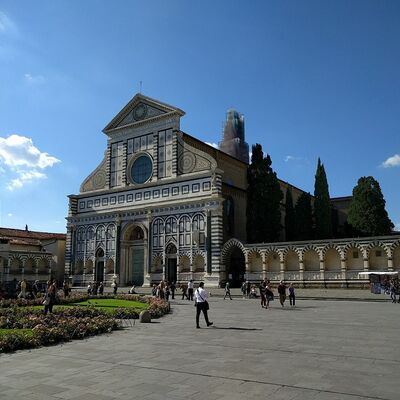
[0,298,399,400]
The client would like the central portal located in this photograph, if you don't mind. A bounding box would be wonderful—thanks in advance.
[165,243,177,283]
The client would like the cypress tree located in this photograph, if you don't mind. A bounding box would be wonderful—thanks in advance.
[247,144,283,243]
[295,192,313,240]
[347,176,394,236]
[314,158,332,239]
[284,186,296,241]
[262,154,284,242]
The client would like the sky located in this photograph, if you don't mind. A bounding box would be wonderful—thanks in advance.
[0,0,399,233]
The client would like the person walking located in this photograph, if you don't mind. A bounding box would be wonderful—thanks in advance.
[19,279,27,299]
[241,281,246,299]
[288,283,296,307]
[188,279,194,301]
[246,280,251,298]
[44,279,56,314]
[180,283,188,300]
[224,281,232,300]
[98,281,104,295]
[278,280,287,307]
[170,281,176,300]
[63,280,70,298]
[259,280,267,308]
[265,284,274,309]
[111,278,118,295]
[195,282,213,328]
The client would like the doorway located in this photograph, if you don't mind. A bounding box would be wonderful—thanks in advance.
[95,248,105,282]
[165,243,177,283]
[227,246,245,287]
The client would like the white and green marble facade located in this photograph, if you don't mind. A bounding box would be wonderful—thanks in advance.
[66,94,224,287]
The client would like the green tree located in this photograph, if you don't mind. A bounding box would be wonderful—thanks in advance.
[347,176,394,236]
[284,186,296,241]
[295,192,313,240]
[247,144,283,243]
[314,158,332,239]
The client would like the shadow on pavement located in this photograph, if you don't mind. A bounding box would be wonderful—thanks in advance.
[211,326,262,331]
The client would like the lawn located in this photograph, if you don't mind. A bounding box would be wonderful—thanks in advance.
[74,299,149,309]
[0,328,35,339]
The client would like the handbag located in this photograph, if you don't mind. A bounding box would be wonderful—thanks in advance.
[42,296,50,306]
[196,289,210,310]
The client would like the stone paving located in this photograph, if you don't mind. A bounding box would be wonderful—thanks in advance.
[0,297,399,400]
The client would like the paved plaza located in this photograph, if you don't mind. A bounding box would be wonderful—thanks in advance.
[0,297,399,400]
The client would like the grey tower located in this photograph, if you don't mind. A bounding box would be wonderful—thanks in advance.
[219,109,249,164]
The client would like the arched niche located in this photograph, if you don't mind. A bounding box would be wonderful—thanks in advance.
[325,248,341,271]
[303,250,319,271]
[248,251,262,272]
[285,250,299,271]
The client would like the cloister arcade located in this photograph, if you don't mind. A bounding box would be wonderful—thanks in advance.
[0,254,53,282]
[221,236,400,287]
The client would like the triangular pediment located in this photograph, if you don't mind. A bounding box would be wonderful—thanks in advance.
[103,93,185,134]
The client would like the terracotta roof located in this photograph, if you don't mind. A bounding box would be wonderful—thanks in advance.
[0,227,66,241]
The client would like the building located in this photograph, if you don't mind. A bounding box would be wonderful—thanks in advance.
[0,227,66,284]
[66,93,399,287]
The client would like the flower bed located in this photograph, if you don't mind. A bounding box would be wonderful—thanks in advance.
[0,293,170,352]
[0,307,119,353]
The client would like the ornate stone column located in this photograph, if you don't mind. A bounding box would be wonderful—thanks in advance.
[299,258,304,283]
[388,258,394,272]
[262,253,267,280]
[319,258,325,282]
[341,258,347,281]
[279,260,285,281]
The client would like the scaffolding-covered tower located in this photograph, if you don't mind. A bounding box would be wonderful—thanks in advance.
[219,109,249,164]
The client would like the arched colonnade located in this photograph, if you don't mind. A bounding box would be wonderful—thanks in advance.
[221,237,400,285]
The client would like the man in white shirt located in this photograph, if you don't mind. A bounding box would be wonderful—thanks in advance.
[188,279,194,301]
[195,282,213,328]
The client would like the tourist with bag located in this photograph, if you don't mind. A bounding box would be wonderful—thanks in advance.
[194,282,213,329]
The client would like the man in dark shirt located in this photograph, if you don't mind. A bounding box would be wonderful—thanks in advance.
[277,281,287,307]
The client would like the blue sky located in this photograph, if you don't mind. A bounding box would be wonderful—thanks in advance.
[0,0,399,233]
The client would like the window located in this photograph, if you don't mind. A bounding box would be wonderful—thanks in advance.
[353,251,359,259]
[131,155,152,184]
[376,250,382,257]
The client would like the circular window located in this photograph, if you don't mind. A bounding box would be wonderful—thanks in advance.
[131,155,152,184]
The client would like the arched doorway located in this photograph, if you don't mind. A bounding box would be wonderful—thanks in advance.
[226,246,245,287]
[130,226,145,286]
[166,242,177,283]
[95,248,105,282]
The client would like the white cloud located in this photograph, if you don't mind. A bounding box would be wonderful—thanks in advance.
[7,213,12,217]
[284,155,309,164]
[0,134,59,169]
[24,73,46,85]
[7,170,46,190]
[0,134,60,190]
[206,142,218,149]
[0,11,16,34]
[381,154,400,168]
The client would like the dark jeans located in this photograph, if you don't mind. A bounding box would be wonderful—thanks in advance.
[260,293,266,307]
[44,300,54,314]
[188,288,194,301]
[289,294,295,306]
[224,291,232,300]
[196,302,210,327]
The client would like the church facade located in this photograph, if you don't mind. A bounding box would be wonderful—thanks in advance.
[66,94,249,287]
[65,93,399,288]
